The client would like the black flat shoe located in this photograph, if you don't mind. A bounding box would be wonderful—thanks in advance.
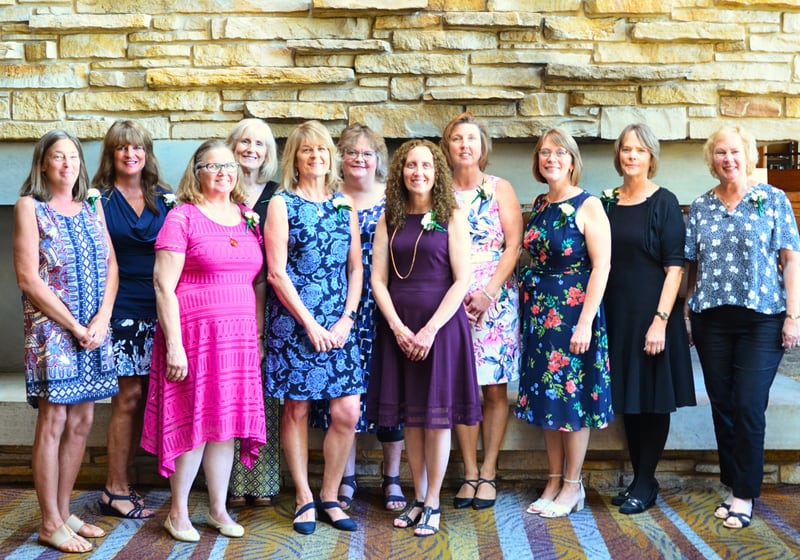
[472,478,496,510]
[293,502,316,535]
[318,500,357,531]
[611,486,632,507]
[453,479,478,509]
[619,483,659,515]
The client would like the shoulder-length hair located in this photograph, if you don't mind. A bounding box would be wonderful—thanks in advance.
[613,123,660,179]
[439,111,492,172]
[226,118,278,183]
[337,122,389,183]
[385,138,455,231]
[92,120,170,214]
[279,120,341,194]
[176,139,246,205]
[20,129,90,202]
[703,124,758,179]
[532,127,583,185]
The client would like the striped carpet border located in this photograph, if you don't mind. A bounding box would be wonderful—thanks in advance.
[0,484,797,559]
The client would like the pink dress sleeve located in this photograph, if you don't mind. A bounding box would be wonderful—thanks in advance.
[155,205,190,253]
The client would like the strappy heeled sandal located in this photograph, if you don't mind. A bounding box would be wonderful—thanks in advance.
[98,486,154,519]
[413,506,441,537]
[337,475,357,511]
[393,500,424,528]
[382,474,407,511]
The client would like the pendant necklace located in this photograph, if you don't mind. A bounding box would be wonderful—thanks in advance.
[229,222,239,247]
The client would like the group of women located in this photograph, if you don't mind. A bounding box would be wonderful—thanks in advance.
[14,113,799,551]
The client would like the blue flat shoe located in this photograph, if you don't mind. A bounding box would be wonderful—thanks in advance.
[293,502,316,535]
[318,500,357,531]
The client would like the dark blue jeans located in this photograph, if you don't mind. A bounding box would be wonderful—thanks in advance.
[691,306,785,499]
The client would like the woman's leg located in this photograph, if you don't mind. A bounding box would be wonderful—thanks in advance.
[629,413,669,499]
[103,376,152,515]
[549,428,590,509]
[203,439,236,525]
[58,402,95,519]
[282,399,314,522]
[320,394,360,522]
[539,429,565,501]
[475,383,509,501]
[453,423,479,501]
[167,444,205,531]
[337,438,357,508]
[623,414,642,490]
[380,435,406,510]
[414,428,450,536]
[395,426,426,527]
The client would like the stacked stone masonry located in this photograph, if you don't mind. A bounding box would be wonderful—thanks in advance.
[2,1,800,142]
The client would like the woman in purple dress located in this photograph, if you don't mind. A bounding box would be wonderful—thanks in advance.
[368,139,482,537]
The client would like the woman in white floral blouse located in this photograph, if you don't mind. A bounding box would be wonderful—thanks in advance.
[685,124,800,530]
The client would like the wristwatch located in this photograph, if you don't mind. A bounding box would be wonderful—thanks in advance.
[344,309,357,321]
[655,311,669,321]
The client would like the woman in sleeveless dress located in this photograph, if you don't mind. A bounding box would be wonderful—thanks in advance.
[14,130,119,553]
[264,121,364,534]
[367,139,482,536]
[516,128,613,518]
[441,112,522,510]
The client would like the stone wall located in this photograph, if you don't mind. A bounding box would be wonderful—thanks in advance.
[2,0,800,143]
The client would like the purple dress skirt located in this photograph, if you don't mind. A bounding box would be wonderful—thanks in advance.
[366,214,482,429]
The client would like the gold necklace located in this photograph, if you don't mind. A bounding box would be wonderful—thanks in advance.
[389,226,425,280]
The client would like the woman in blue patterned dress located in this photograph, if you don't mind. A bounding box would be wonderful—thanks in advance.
[14,130,119,553]
[94,120,170,520]
[441,112,522,510]
[685,125,800,529]
[516,128,612,518]
[264,120,364,534]
[309,123,406,512]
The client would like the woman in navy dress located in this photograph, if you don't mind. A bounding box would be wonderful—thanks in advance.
[94,120,171,520]
[516,128,612,519]
[264,121,364,534]
[368,139,481,536]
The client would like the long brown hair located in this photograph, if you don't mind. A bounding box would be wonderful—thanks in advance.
[92,120,170,214]
[385,139,455,231]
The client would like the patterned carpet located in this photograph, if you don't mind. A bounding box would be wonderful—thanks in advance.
[0,483,798,559]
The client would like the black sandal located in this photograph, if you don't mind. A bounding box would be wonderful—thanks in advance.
[98,486,154,519]
[337,475,357,511]
[393,500,424,528]
[723,511,752,529]
[382,474,407,512]
[318,500,357,531]
[414,506,441,537]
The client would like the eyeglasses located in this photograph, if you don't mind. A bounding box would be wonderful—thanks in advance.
[343,149,376,161]
[539,149,570,159]
[196,162,239,172]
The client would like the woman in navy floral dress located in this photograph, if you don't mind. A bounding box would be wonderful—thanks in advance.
[686,125,800,529]
[264,121,364,534]
[516,128,612,519]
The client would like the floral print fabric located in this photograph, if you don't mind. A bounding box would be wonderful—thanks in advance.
[453,175,520,385]
[515,191,613,431]
[264,191,365,400]
[685,183,800,314]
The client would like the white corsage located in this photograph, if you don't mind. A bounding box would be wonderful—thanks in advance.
[86,188,102,212]
[243,210,260,233]
[333,197,352,222]
[163,193,177,208]
[750,189,767,216]
[421,209,446,232]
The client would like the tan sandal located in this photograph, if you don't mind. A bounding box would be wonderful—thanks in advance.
[66,514,105,538]
[38,524,93,553]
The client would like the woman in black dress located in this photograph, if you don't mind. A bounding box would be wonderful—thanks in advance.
[602,123,695,514]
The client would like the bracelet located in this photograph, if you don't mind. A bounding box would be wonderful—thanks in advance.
[480,287,496,301]
[788,313,800,320]
[655,311,669,321]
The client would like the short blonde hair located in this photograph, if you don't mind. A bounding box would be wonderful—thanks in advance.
[176,139,246,205]
[279,120,341,193]
[532,128,583,185]
[226,118,278,183]
[703,125,758,179]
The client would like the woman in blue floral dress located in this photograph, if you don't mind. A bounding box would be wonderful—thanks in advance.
[516,128,613,519]
[264,121,364,534]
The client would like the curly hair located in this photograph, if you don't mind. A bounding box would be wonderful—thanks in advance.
[385,139,455,231]
[92,120,170,214]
